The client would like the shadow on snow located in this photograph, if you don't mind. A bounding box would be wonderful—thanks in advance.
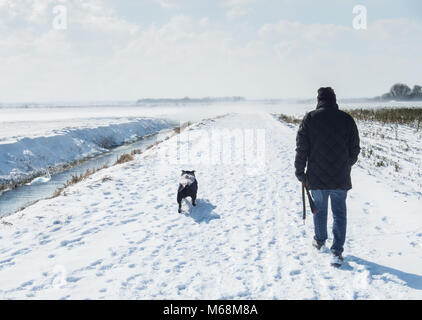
[182,199,220,224]
[343,255,422,291]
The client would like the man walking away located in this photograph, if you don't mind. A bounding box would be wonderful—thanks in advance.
[295,87,360,266]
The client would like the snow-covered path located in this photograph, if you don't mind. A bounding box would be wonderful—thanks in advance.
[0,112,421,299]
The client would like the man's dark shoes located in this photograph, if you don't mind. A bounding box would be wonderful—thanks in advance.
[330,249,344,267]
[312,239,324,251]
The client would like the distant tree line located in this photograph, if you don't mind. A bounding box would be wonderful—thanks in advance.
[137,96,245,104]
[377,84,422,101]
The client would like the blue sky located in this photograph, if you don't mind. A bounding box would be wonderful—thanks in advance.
[0,0,421,101]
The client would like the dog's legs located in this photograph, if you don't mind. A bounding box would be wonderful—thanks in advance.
[177,193,183,213]
[191,195,196,207]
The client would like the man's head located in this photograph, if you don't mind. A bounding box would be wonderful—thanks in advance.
[317,87,336,104]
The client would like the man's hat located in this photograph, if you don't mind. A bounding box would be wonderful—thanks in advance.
[317,87,336,103]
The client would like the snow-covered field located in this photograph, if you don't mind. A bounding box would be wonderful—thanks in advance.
[356,121,422,196]
[3,101,421,143]
[0,111,421,299]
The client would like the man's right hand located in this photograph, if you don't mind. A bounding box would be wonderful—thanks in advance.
[296,172,306,183]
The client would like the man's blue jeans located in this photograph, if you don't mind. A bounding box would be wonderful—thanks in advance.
[310,189,348,254]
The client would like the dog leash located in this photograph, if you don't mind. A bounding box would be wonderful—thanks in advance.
[302,182,317,224]
[302,182,306,224]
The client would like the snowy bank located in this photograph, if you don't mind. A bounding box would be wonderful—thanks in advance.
[0,118,174,189]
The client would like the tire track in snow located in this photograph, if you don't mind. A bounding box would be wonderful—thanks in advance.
[263,115,320,299]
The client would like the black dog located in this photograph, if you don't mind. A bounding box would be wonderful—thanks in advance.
[177,170,198,213]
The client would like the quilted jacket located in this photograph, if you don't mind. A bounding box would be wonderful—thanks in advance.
[294,101,361,190]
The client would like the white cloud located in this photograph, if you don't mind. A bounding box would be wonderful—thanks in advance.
[226,6,251,19]
[224,0,255,6]
[154,0,186,9]
[0,1,421,101]
[199,17,210,28]
[222,0,256,19]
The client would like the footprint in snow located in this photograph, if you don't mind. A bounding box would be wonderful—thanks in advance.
[66,276,82,283]
[19,280,34,289]
[382,217,391,224]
